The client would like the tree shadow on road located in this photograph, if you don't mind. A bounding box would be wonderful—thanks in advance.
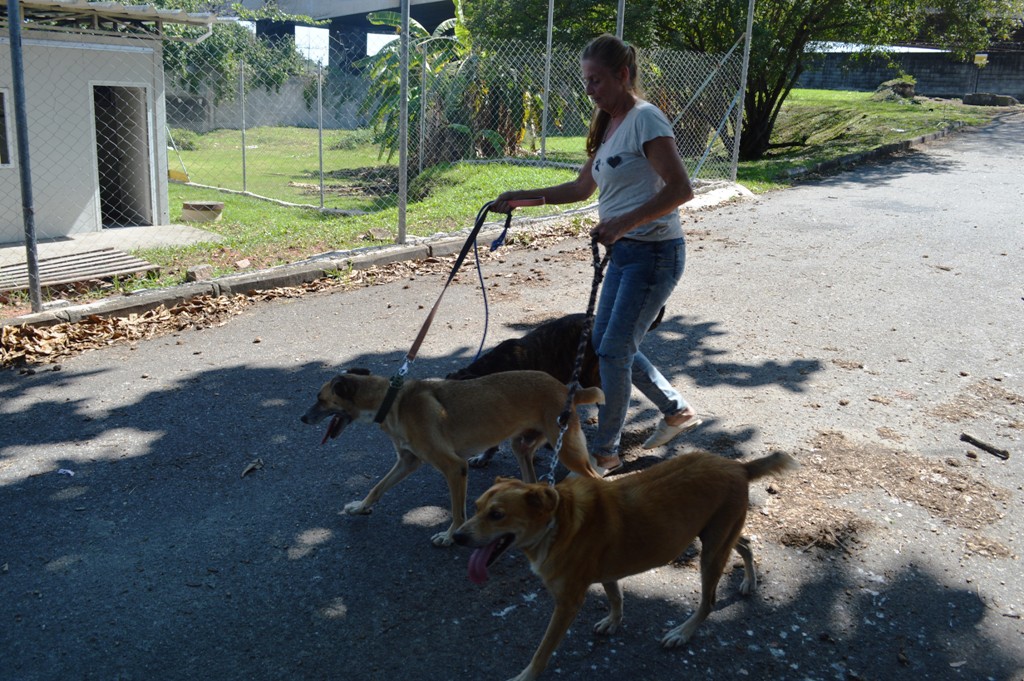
[805,147,962,190]
[1,343,1020,679]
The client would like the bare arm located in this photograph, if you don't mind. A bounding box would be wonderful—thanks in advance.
[491,158,598,213]
[590,136,694,245]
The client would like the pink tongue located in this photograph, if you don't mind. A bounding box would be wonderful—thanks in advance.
[321,415,342,445]
[467,540,499,585]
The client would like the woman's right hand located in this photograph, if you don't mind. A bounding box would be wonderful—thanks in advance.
[491,191,519,214]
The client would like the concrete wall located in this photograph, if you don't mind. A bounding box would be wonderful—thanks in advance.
[0,32,170,245]
[799,51,1024,101]
[167,73,368,133]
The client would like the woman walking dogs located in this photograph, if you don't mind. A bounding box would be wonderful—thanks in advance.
[491,34,701,474]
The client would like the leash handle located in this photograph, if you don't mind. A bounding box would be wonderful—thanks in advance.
[491,197,545,251]
[506,197,545,208]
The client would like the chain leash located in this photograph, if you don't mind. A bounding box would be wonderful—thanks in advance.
[545,236,609,485]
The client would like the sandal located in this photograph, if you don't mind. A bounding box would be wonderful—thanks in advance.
[642,414,703,449]
[594,454,623,476]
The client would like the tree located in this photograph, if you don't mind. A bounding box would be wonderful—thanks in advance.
[357,9,573,166]
[355,12,465,164]
[461,0,664,48]
[658,0,1024,160]
[141,1,310,105]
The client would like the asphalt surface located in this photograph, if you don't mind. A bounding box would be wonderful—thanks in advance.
[2,112,1023,681]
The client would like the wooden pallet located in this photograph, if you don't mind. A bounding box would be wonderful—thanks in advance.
[0,248,159,292]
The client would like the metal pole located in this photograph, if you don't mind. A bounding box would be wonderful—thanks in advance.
[8,0,42,312]
[317,61,325,209]
[730,0,756,181]
[239,60,247,193]
[419,42,426,174]
[540,0,554,161]
[616,0,625,38]
[397,0,409,244]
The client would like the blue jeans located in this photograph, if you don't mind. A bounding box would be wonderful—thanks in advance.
[591,238,687,457]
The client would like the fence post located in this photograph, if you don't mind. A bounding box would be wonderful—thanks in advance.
[240,60,247,193]
[540,0,554,162]
[397,0,409,244]
[7,0,42,312]
[419,42,427,175]
[730,0,756,181]
[318,61,325,209]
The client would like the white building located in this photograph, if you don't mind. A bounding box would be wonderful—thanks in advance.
[0,0,215,245]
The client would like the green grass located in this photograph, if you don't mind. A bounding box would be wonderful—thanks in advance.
[172,127,388,212]
[139,157,585,287]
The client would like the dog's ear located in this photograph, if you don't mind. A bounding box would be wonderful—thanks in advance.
[331,374,362,401]
[525,486,558,513]
[345,367,371,376]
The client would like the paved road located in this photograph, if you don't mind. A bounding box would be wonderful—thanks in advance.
[2,113,1022,681]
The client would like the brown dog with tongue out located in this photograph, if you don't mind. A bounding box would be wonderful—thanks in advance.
[453,450,797,681]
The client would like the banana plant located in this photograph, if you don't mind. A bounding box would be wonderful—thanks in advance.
[356,12,463,164]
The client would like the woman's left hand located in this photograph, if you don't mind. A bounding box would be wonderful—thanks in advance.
[590,217,627,245]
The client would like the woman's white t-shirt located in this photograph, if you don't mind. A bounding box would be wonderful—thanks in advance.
[592,100,684,241]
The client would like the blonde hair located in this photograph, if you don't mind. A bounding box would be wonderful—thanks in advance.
[583,34,639,156]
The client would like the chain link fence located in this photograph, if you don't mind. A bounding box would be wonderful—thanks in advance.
[1,26,743,313]
[164,35,742,212]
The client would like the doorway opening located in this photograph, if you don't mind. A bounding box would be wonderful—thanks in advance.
[93,85,153,227]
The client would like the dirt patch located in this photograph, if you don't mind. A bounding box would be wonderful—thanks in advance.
[744,431,1011,552]
[321,166,400,196]
[288,181,375,198]
[930,379,1023,424]
[964,534,1017,559]
[876,426,904,441]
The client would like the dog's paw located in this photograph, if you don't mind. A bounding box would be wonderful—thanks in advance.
[593,615,620,636]
[660,622,696,649]
[431,531,455,547]
[739,574,756,596]
[468,453,491,468]
[343,501,371,515]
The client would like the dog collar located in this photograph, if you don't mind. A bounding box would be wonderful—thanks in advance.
[373,374,404,423]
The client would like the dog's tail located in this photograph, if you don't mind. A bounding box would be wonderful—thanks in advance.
[648,305,666,331]
[743,452,798,481]
[572,386,605,406]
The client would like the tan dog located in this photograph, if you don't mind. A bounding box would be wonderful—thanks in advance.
[301,368,604,546]
[453,450,797,681]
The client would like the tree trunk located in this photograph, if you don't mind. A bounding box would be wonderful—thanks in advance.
[739,110,775,161]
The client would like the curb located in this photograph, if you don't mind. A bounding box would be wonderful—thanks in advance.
[1,230,507,329]
[783,122,965,179]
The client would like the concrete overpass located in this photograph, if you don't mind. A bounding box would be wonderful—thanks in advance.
[241,0,455,67]
[241,0,454,28]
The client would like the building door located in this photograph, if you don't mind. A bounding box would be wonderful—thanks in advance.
[93,85,153,228]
